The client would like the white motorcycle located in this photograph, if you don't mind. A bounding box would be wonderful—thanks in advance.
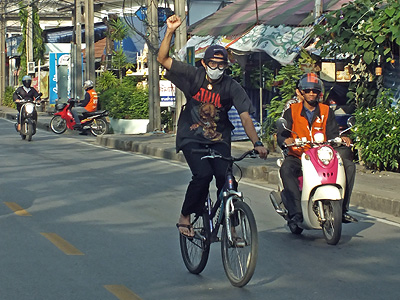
[269,117,354,245]
[15,91,43,141]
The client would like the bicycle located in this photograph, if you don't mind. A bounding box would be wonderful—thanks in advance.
[179,148,261,287]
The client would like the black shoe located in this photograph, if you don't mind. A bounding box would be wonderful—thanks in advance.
[288,213,303,226]
[342,212,358,223]
[73,124,82,130]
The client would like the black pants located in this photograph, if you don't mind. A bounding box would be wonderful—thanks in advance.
[336,146,356,213]
[280,146,356,218]
[181,142,230,216]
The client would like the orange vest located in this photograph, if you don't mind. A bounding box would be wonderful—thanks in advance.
[85,89,98,112]
[289,102,330,158]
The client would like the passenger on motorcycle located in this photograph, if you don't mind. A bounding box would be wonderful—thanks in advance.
[71,80,98,130]
[277,73,357,226]
[13,75,40,131]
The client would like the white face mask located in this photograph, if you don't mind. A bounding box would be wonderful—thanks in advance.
[206,67,224,81]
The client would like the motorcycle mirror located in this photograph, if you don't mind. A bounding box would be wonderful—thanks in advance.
[277,117,300,138]
[276,117,288,129]
[347,116,355,128]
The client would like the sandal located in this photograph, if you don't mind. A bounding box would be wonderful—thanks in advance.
[176,223,194,238]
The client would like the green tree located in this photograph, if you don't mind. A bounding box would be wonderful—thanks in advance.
[108,18,129,83]
[314,0,400,108]
[17,3,45,78]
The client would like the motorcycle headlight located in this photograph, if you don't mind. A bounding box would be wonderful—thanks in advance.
[25,103,35,114]
[314,132,324,143]
[317,146,334,165]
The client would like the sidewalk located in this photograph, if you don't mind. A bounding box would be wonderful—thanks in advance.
[1,105,399,219]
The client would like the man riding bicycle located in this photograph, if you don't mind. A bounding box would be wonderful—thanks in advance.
[157,15,268,237]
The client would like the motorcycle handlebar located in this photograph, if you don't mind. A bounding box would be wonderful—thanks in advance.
[15,91,43,102]
[285,139,353,148]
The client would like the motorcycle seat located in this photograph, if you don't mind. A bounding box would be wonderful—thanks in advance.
[82,110,108,117]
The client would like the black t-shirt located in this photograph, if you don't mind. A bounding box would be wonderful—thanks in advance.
[13,86,40,112]
[166,59,254,152]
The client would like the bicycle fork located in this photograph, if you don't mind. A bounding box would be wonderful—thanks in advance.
[224,191,245,244]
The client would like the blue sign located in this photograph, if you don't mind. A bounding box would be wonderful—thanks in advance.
[134,7,173,26]
[49,53,70,106]
[6,36,22,57]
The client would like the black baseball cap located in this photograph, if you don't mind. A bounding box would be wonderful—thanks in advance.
[204,45,228,62]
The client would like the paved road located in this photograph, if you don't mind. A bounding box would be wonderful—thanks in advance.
[0,119,399,300]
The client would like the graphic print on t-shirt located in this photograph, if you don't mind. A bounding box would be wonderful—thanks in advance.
[192,87,222,108]
[190,102,223,141]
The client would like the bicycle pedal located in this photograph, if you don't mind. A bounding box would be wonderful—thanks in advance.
[233,237,246,248]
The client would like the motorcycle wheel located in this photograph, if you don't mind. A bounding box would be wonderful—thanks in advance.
[27,122,33,141]
[50,115,67,134]
[90,117,109,136]
[322,200,342,245]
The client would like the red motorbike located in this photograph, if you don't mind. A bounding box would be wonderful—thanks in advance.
[50,99,109,136]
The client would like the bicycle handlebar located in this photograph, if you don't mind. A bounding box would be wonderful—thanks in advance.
[192,148,264,162]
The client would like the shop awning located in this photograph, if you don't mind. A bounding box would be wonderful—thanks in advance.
[179,24,314,65]
[189,0,350,37]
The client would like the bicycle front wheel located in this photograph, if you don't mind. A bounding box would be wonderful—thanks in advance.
[179,213,210,274]
[221,200,258,287]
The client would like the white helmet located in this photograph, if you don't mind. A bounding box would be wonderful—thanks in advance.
[83,80,94,90]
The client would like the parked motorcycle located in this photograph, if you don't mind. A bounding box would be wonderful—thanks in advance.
[49,99,109,136]
[15,91,43,141]
[269,117,355,245]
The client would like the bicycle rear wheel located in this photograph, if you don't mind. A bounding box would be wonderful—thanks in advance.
[221,199,258,287]
[179,213,210,274]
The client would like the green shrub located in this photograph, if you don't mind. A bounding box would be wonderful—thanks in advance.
[262,65,303,148]
[99,85,149,119]
[97,70,149,119]
[96,70,119,93]
[3,86,16,109]
[354,90,400,171]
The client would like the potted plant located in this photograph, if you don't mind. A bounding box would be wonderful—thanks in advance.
[98,72,150,134]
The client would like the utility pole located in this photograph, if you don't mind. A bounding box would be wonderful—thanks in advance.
[71,1,76,99]
[147,0,160,131]
[0,2,6,105]
[26,2,34,71]
[75,0,83,99]
[173,0,187,133]
[314,0,323,20]
[84,0,95,82]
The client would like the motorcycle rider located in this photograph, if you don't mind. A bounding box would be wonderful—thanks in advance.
[277,73,357,225]
[71,80,98,131]
[13,75,40,131]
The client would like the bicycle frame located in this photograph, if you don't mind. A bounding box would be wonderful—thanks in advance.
[179,148,261,287]
[204,165,244,245]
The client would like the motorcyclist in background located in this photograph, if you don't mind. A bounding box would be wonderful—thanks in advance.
[13,75,40,131]
[277,73,358,225]
[71,80,98,131]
